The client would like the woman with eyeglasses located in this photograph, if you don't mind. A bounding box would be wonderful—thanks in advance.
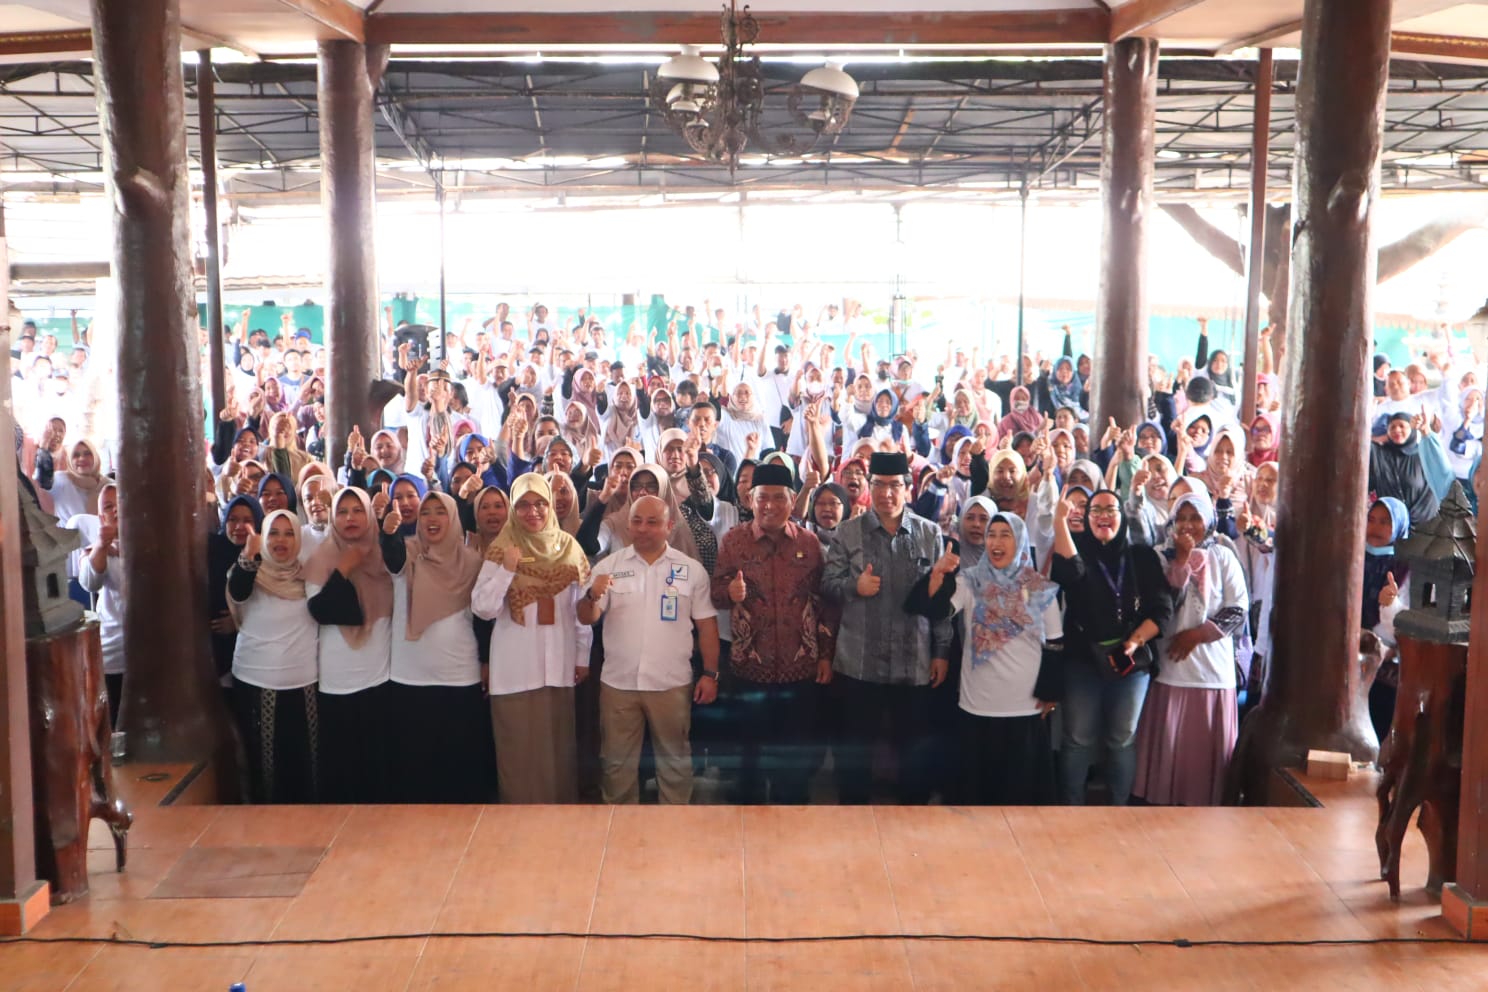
[472,473,593,803]
[1050,488,1173,806]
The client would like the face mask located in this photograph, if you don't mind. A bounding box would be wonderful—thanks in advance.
[1365,544,1395,557]
[1014,401,1030,413]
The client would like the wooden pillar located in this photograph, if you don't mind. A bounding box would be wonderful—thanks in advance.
[318,41,384,471]
[1243,0,1393,778]
[1447,460,1488,937]
[91,0,229,764]
[1239,49,1274,427]
[0,202,51,935]
[1092,37,1158,431]
[197,50,226,422]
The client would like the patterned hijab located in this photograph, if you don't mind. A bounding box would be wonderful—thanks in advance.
[486,473,590,625]
[964,510,1059,662]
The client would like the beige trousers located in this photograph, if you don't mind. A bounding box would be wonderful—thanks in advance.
[599,683,694,805]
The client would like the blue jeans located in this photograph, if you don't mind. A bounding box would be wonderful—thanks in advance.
[1059,660,1150,805]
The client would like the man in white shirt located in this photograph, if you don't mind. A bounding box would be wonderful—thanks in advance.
[579,495,720,804]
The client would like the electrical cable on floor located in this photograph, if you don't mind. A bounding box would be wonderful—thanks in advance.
[1,931,1479,951]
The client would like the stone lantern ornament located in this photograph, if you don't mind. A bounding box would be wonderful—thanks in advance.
[1375,480,1473,900]
[1393,481,1476,644]
[17,478,84,637]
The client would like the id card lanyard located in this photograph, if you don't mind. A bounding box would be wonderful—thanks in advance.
[660,572,679,622]
[1096,557,1126,625]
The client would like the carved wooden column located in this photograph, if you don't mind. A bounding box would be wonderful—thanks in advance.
[1239,49,1274,427]
[90,0,230,766]
[0,202,51,935]
[1091,36,1157,431]
[1234,0,1393,789]
[318,41,386,470]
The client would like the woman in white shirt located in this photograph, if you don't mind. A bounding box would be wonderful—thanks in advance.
[1133,492,1249,807]
[45,438,107,523]
[716,381,771,465]
[943,509,1062,804]
[379,491,493,802]
[304,487,394,803]
[226,509,319,803]
[472,473,593,803]
[77,482,126,726]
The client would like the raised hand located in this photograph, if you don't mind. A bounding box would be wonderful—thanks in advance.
[347,425,366,461]
[1131,467,1151,492]
[931,548,960,577]
[745,432,761,458]
[1174,531,1196,564]
[1380,571,1399,607]
[856,563,881,598]
[371,487,391,519]
[1101,416,1121,448]
[243,529,263,561]
[1054,498,1074,525]
[729,569,748,604]
[500,544,522,573]
[459,473,483,501]
[382,500,404,535]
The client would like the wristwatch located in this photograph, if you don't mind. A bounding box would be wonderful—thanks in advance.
[699,670,719,681]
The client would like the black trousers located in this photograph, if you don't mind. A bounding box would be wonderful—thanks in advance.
[385,682,497,804]
[318,682,394,804]
[957,710,1057,806]
[830,675,935,805]
[729,676,822,804]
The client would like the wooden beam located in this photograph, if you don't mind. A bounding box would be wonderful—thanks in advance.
[1110,0,1207,42]
[365,9,1111,47]
[1391,31,1488,64]
[1218,17,1303,54]
[274,0,365,43]
[1239,47,1273,427]
[0,29,90,58]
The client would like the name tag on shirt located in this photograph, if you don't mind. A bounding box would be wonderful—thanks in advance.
[660,588,679,622]
[668,564,689,583]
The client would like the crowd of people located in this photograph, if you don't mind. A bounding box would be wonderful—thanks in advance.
[10,299,1480,807]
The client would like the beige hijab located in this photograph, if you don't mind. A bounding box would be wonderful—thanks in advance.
[406,492,484,641]
[303,487,394,648]
[229,509,306,624]
[64,438,106,513]
[486,473,589,625]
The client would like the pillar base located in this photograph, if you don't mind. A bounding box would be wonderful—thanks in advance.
[0,881,51,935]
[1442,884,1488,939]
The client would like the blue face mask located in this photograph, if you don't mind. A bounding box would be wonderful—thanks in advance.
[1365,544,1394,557]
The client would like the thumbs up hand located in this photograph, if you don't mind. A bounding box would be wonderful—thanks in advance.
[857,563,882,598]
[729,569,748,604]
[1380,571,1399,608]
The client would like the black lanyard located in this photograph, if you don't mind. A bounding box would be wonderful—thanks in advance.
[1096,556,1127,623]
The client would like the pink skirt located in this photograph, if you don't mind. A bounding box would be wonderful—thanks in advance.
[1132,681,1238,806]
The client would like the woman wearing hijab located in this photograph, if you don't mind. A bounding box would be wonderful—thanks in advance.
[546,471,583,536]
[1121,452,1177,548]
[263,411,311,483]
[1369,412,1441,527]
[255,472,298,516]
[982,449,1032,519]
[834,456,870,518]
[563,366,605,436]
[999,385,1044,439]
[1132,492,1248,806]
[1445,388,1484,483]
[209,494,263,690]
[1197,422,1253,508]
[78,482,126,725]
[718,381,772,466]
[456,433,509,493]
[838,373,878,440]
[941,509,1062,804]
[657,429,722,572]
[577,446,641,558]
[1041,356,1086,420]
[1247,413,1281,468]
[379,491,494,803]
[227,509,319,804]
[602,379,643,460]
[305,487,395,803]
[1365,496,1412,741]
[1050,488,1174,805]
[473,473,594,803]
[45,437,107,522]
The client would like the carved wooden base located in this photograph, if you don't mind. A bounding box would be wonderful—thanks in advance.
[0,881,51,936]
[1375,635,1466,901]
[27,622,132,904]
[1443,884,1488,940]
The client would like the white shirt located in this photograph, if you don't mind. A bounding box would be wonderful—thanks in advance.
[229,587,318,690]
[62,513,97,580]
[715,410,770,465]
[46,473,93,524]
[1155,543,1249,689]
[388,573,481,687]
[951,583,1063,718]
[299,524,330,562]
[78,551,126,675]
[307,581,392,695]
[750,368,793,429]
[587,545,716,692]
[471,561,593,695]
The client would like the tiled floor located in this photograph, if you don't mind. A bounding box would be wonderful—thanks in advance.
[2,768,1483,991]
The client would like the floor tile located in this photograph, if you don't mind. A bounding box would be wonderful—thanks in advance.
[406,936,586,992]
[194,804,351,849]
[61,946,255,992]
[903,938,1087,992]
[575,937,746,992]
[149,845,325,899]
[436,805,612,934]
[742,806,899,939]
[745,939,914,992]
[0,940,101,992]
[589,806,744,938]
[243,940,425,992]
